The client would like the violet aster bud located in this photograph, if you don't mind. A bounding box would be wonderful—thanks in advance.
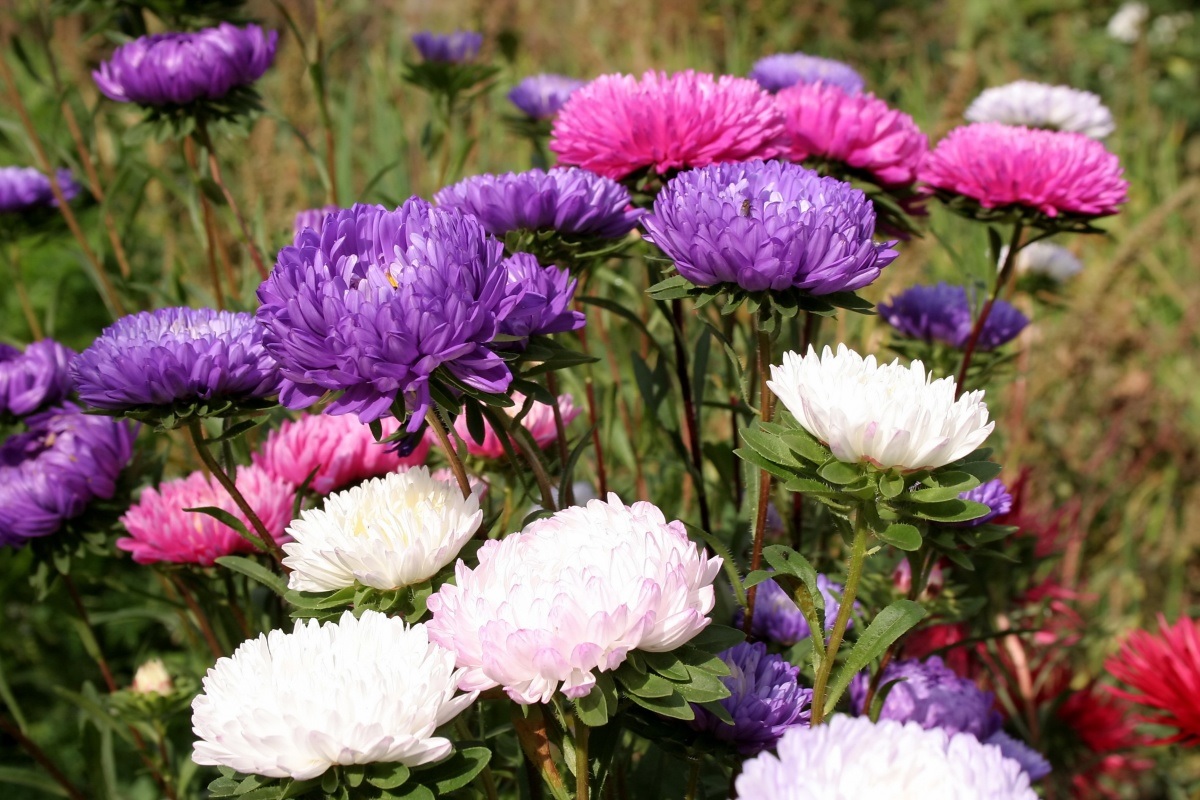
[508,74,586,119]
[0,339,75,419]
[255,200,520,429]
[878,282,1028,351]
[498,253,586,341]
[954,479,1013,526]
[0,167,80,215]
[749,52,864,94]
[641,160,896,295]
[410,31,483,63]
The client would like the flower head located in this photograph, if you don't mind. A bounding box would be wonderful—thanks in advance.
[878,282,1028,351]
[253,413,429,495]
[777,83,928,187]
[956,479,1013,526]
[293,205,339,239]
[641,160,896,294]
[768,345,993,471]
[1105,614,1200,744]
[0,404,136,547]
[690,642,812,754]
[192,610,477,780]
[749,52,864,95]
[93,23,277,107]
[733,575,850,645]
[410,31,483,63]
[434,168,642,240]
[73,307,280,416]
[498,253,585,340]
[132,659,174,695]
[117,466,293,565]
[508,74,586,119]
[282,468,481,593]
[255,200,517,428]
[455,392,579,460]
[735,715,1036,799]
[550,71,785,180]
[0,167,79,214]
[0,339,75,418]
[919,123,1127,218]
[1107,2,1149,43]
[1009,241,1084,283]
[426,494,721,704]
[965,81,1115,139]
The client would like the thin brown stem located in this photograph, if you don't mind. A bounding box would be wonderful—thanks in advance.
[194,125,269,280]
[0,715,86,800]
[575,325,608,496]
[313,0,339,206]
[168,572,225,660]
[591,302,646,498]
[955,220,1023,396]
[6,247,43,340]
[496,409,558,511]
[742,320,773,636]
[670,299,711,531]
[60,573,117,692]
[426,408,473,499]
[545,372,573,506]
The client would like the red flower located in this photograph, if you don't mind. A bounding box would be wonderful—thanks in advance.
[1105,614,1200,745]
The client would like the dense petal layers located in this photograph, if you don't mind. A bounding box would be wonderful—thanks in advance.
[0,339,75,418]
[1105,614,1200,744]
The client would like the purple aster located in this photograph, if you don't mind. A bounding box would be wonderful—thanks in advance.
[0,404,136,547]
[93,23,277,108]
[434,168,643,240]
[255,200,520,429]
[956,479,1013,527]
[499,253,585,341]
[0,167,80,214]
[641,160,897,295]
[293,205,339,240]
[734,574,852,646]
[749,52,865,95]
[0,340,75,418]
[878,282,1029,351]
[72,307,281,414]
[983,731,1052,781]
[507,74,586,119]
[410,31,483,64]
[690,642,812,754]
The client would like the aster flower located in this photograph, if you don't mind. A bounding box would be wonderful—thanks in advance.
[434,168,643,240]
[410,31,483,63]
[0,339,75,418]
[93,23,277,108]
[749,52,864,95]
[1105,614,1200,744]
[192,610,477,780]
[253,414,429,495]
[426,494,721,704]
[498,253,585,341]
[965,81,1115,140]
[292,205,339,239]
[919,123,1127,220]
[117,466,293,565]
[282,468,482,593]
[454,392,580,459]
[1007,241,1084,283]
[768,345,993,471]
[733,575,849,645]
[878,282,1029,351]
[0,167,80,214]
[0,405,136,547]
[776,82,928,187]
[550,71,785,181]
[955,479,1013,526]
[735,715,1036,799]
[255,200,518,428]
[641,160,896,295]
[72,307,280,424]
[508,74,586,119]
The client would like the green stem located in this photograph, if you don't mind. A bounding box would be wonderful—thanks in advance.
[685,759,700,800]
[425,408,473,499]
[574,717,590,800]
[545,372,574,506]
[955,219,1024,396]
[810,504,871,723]
[742,317,774,636]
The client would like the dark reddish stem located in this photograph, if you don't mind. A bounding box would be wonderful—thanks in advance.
[670,299,711,531]
[955,220,1023,397]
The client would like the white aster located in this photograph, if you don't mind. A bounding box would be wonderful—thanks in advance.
[767,345,993,471]
[964,80,1115,139]
[282,468,482,592]
[1000,241,1084,283]
[736,715,1037,800]
[191,610,476,780]
[426,494,722,704]
[1107,2,1149,43]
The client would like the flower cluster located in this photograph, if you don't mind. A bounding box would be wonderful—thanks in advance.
[878,282,1029,351]
[454,392,580,459]
[0,339,75,418]
[749,52,864,94]
[0,167,80,214]
[965,81,1115,139]
[508,74,586,119]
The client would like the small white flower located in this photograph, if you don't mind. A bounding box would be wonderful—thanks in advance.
[736,715,1037,799]
[1000,241,1084,283]
[131,659,173,695]
[767,345,993,471]
[191,611,476,780]
[1108,2,1149,43]
[282,468,482,592]
[964,81,1115,139]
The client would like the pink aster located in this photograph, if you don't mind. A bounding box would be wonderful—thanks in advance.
[777,82,928,187]
[919,123,1127,218]
[118,466,294,566]
[453,393,579,460]
[1105,614,1200,745]
[253,414,430,495]
[549,70,785,180]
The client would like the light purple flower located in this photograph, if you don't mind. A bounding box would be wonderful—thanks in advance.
[499,253,585,341]
[956,479,1013,526]
[508,74,586,119]
[749,52,864,94]
[93,23,277,107]
[0,167,79,213]
[734,575,851,645]
[410,31,483,64]
[255,201,519,429]
[878,282,1029,351]
[0,340,75,418]
[642,160,896,294]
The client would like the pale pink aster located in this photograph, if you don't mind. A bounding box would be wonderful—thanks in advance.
[919,123,1127,218]
[453,393,579,460]
[118,466,294,565]
[426,494,722,704]
[253,414,430,495]
[549,70,785,181]
[777,82,927,187]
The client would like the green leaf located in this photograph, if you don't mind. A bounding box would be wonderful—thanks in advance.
[285,586,357,611]
[642,651,690,681]
[0,766,73,797]
[367,763,411,790]
[185,506,269,551]
[910,499,991,523]
[740,425,805,469]
[207,776,242,798]
[677,667,731,703]
[824,600,927,714]
[646,274,694,300]
[418,746,491,794]
[617,669,677,699]
[817,460,862,485]
[575,680,611,727]
[878,472,905,499]
[685,624,745,654]
[695,699,734,726]
[216,556,288,596]
[875,523,922,552]
[627,689,695,720]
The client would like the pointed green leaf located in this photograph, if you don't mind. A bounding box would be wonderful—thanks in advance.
[824,600,927,714]
[216,556,288,596]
